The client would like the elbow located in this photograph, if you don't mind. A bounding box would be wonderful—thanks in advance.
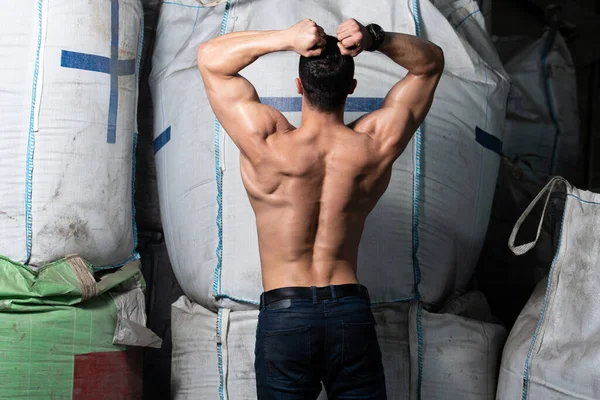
[425,45,444,76]
[420,43,445,76]
[413,44,444,77]
[432,45,445,74]
[197,41,218,73]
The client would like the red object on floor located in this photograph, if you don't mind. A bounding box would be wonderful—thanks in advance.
[73,349,143,400]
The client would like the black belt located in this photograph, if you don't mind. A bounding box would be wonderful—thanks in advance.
[260,284,370,308]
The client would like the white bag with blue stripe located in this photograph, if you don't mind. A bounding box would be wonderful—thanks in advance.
[150,0,510,310]
[497,177,600,400]
[171,292,506,400]
[0,0,142,268]
[501,32,580,182]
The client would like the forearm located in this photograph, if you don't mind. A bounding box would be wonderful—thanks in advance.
[198,30,289,76]
[379,32,444,76]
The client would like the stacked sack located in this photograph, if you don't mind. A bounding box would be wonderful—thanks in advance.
[150,0,510,398]
[497,32,580,183]
[0,0,141,268]
[172,292,507,399]
[0,1,158,398]
[0,257,161,399]
[475,30,579,331]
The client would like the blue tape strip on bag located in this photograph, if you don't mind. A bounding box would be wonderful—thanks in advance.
[60,0,136,144]
[259,97,384,112]
[475,126,502,156]
[153,127,172,154]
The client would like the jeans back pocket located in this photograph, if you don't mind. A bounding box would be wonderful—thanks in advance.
[342,321,383,381]
[264,325,312,387]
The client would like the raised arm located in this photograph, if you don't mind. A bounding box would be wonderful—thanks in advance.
[197,20,326,161]
[337,19,444,160]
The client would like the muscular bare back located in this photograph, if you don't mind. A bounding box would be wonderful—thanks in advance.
[198,19,443,291]
[242,123,392,290]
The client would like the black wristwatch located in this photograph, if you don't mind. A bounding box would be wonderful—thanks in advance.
[365,23,385,52]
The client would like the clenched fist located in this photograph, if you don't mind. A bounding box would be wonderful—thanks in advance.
[336,19,373,57]
[285,19,327,57]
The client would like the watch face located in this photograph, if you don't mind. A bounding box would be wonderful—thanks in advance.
[368,24,384,50]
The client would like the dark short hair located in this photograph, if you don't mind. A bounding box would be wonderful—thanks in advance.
[298,35,355,112]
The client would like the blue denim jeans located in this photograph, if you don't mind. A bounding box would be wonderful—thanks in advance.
[254,289,387,399]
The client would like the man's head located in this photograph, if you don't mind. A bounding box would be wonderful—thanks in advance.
[297,35,357,112]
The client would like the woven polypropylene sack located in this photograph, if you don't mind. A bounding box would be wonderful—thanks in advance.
[0,0,143,268]
[501,33,580,182]
[0,258,160,399]
[408,291,508,400]
[150,0,510,310]
[497,178,600,400]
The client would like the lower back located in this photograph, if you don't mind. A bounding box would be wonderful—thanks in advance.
[251,175,378,291]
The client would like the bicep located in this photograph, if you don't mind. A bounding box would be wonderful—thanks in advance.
[383,72,440,129]
[201,71,288,159]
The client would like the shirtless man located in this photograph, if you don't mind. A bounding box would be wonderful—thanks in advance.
[198,18,444,400]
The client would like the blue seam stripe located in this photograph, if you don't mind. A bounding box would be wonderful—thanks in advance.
[411,2,424,400]
[217,308,225,400]
[412,126,423,300]
[412,0,421,38]
[25,0,44,262]
[131,131,140,251]
[212,0,231,298]
[191,6,201,33]
[212,116,224,296]
[216,293,260,306]
[567,193,600,206]
[133,4,144,251]
[454,9,481,30]
[521,201,568,399]
[94,251,141,270]
[540,34,561,174]
[153,126,172,154]
[163,1,206,8]
[416,302,424,400]
[476,126,502,155]
[411,0,423,301]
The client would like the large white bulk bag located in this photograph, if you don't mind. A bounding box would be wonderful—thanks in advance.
[171,292,506,399]
[409,291,507,400]
[497,177,600,400]
[0,0,143,268]
[502,32,580,182]
[150,0,510,310]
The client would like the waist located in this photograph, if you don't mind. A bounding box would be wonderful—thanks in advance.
[259,284,370,309]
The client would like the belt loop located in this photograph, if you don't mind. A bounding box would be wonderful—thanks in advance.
[259,293,265,310]
[330,285,337,302]
[312,286,318,304]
